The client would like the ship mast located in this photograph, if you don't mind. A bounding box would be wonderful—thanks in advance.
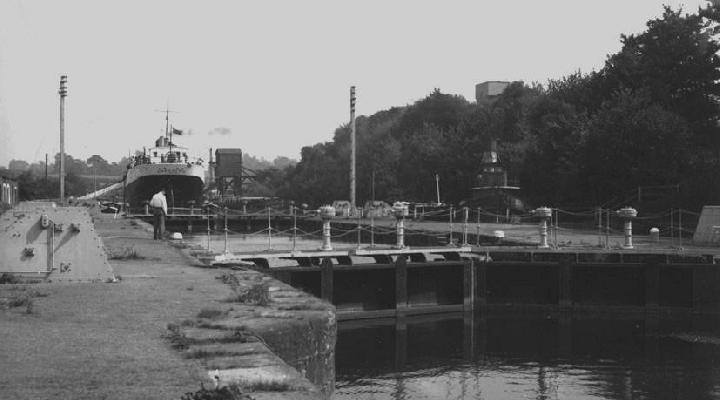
[155,105,177,149]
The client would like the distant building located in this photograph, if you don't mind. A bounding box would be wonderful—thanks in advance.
[475,81,510,103]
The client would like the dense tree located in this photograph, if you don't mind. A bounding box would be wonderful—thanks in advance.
[581,89,691,205]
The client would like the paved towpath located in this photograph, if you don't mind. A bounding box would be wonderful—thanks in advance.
[0,213,237,399]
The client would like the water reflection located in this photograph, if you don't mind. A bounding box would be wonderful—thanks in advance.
[336,312,720,400]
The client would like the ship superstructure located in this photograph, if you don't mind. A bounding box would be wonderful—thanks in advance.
[124,117,205,214]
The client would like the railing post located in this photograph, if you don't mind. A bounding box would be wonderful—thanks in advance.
[476,207,481,246]
[462,206,469,246]
[206,205,211,252]
[223,206,229,255]
[449,206,454,245]
[267,205,272,250]
[357,208,362,248]
[188,201,195,233]
[292,204,297,252]
[370,205,375,248]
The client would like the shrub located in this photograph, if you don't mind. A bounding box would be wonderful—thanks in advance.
[229,282,270,306]
[108,246,145,260]
[164,323,190,350]
[0,273,19,284]
[179,383,251,400]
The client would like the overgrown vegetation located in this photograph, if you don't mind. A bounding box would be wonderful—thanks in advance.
[238,378,296,392]
[164,323,190,350]
[196,308,228,320]
[0,273,20,284]
[217,272,270,306]
[107,246,145,260]
[0,287,49,314]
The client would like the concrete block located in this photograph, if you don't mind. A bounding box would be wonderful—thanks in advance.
[0,202,114,282]
[693,206,720,244]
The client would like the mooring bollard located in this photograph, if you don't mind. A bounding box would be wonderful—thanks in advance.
[616,206,638,249]
[393,203,409,249]
[319,205,336,251]
[535,207,552,249]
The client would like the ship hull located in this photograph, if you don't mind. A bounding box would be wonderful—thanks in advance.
[124,163,205,212]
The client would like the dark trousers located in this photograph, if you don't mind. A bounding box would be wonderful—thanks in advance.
[153,207,165,239]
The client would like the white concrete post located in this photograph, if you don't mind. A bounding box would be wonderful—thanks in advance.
[320,206,336,251]
[535,207,552,249]
[393,203,409,249]
[616,207,638,249]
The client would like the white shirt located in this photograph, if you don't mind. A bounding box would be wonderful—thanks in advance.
[149,191,167,215]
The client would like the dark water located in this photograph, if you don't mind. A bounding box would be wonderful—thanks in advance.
[335,312,720,400]
[183,233,720,399]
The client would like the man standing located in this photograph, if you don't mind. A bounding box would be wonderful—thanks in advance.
[149,188,167,240]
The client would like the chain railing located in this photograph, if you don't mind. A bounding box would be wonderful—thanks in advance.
[168,203,702,255]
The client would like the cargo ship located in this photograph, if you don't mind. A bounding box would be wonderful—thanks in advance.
[123,123,205,214]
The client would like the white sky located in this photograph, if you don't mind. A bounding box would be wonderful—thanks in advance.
[0,0,710,167]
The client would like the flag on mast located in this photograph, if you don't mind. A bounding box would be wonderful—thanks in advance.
[172,127,183,135]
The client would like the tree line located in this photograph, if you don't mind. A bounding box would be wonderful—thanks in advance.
[259,5,720,212]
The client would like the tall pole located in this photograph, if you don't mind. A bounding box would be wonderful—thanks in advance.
[59,75,67,203]
[45,153,48,180]
[679,208,683,248]
[350,86,356,215]
[435,174,440,204]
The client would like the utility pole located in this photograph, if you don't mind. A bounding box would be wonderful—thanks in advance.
[45,153,48,180]
[435,174,440,205]
[59,75,67,203]
[350,86,356,215]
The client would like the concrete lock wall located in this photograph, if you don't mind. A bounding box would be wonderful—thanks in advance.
[693,205,720,244]
[272,253,720,319]
[0,202,114,282]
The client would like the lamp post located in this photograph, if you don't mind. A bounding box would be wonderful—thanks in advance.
[59,75,68,203]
